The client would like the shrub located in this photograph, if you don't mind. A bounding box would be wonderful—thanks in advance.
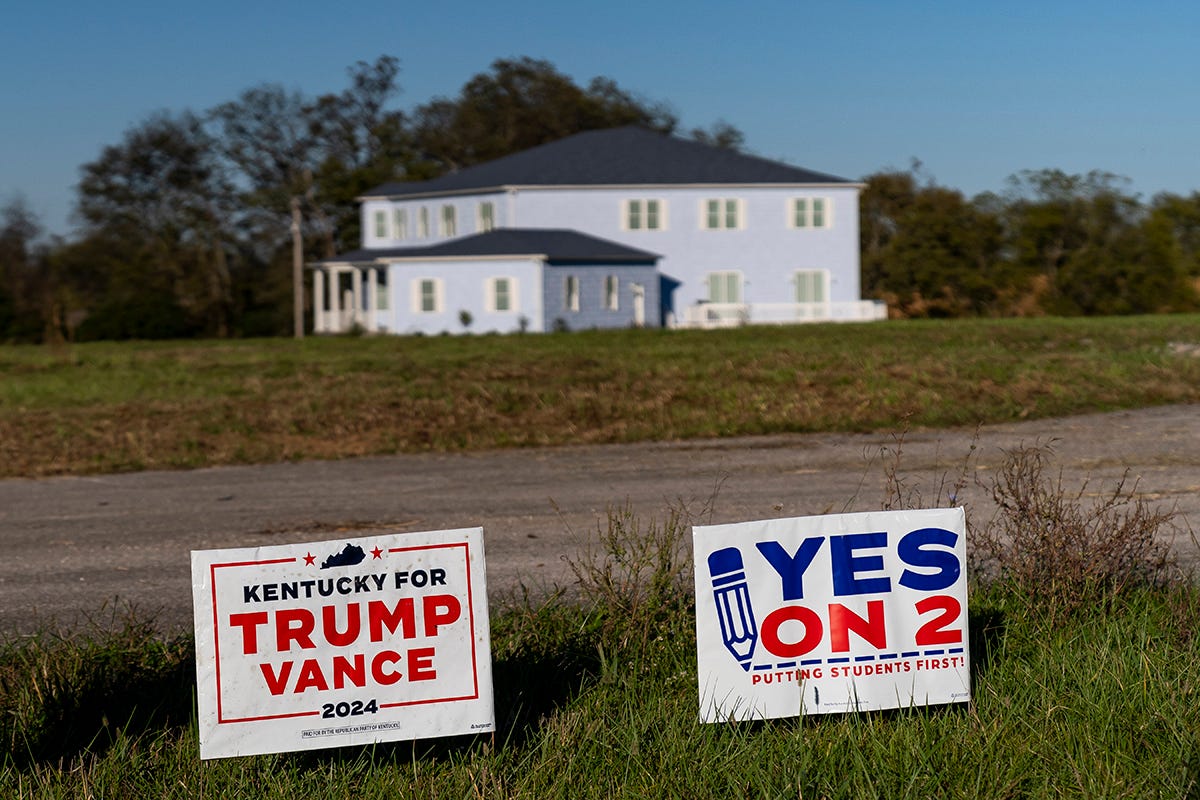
[563,500,700,657]
[76,290,201,341]
[970,442,1185,621]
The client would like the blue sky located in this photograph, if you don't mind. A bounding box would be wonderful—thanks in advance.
[4,0,1198,238]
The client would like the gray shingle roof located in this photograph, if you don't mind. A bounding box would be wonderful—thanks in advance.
[362,126,851,198]
[319,228,659,265]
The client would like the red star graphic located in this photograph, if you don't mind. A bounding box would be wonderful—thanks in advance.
[303,552,316,566]
[371,546,384,559]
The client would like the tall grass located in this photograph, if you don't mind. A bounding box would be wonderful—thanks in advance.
[2,445,1196,798]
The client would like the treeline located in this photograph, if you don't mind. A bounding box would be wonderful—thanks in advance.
[2,57,1198,343]
[862,165,1200,317]
[0,56,720,343]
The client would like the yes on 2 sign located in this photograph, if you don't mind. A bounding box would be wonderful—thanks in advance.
[191,528,494,759]
[694,508,969,722]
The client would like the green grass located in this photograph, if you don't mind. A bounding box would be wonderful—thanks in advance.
[1,582,1196,798]
[2,315,1200,477]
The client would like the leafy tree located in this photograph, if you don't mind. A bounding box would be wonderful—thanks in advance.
[879,186,1005,316]
[1003,170,1196,315]
[211,83,322,338]
[1148,192,1200,279]
[75,111,236,337]
[306,55,414,253]
[212,56,414,335]
[689,119,745,151]
[0,197,50,340]
[0,264,11,338]
[410,57,679,173]
[859,169,919,298]
[860,168,1008,317]
[1002,169,1128,282]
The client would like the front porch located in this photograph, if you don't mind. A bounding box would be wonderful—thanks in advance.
[311,264,389,334]
[676,300,888,329]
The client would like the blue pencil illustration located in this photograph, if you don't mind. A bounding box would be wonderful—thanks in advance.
[708,547,758,671]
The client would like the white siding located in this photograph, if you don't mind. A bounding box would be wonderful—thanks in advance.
[505,185,862,311]
[375,258,543,335]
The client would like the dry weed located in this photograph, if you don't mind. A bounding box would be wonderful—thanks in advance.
[970,442,1184,620]
[562,497,708,655]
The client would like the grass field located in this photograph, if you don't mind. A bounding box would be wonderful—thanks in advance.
[2,317,1199,796]
[2,315,1200,478]
[2,586,1197,798]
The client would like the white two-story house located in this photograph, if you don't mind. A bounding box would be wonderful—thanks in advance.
[312,126,884,334]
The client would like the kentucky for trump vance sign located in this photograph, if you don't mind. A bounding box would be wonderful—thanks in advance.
[694,508,969,722]
[191,528,494,759]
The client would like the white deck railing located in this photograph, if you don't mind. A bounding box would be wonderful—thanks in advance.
[678,301,888,329]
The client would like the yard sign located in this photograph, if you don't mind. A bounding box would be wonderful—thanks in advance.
[191,528,494,759]
[694,508,969,722]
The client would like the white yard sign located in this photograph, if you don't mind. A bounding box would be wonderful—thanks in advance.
[192,528,494,759]
[694,508,969,722]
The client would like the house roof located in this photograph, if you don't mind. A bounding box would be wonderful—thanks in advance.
[319,228,659,266]
[362,126,852,198]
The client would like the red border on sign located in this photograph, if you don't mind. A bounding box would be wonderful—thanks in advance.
[208,541,479,725]
[380,542,480,709]
[210,558,299,724]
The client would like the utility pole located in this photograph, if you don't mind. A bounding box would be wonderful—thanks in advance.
[291,195,304,339]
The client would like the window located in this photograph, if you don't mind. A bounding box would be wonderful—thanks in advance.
[707,271,742,304]
[440,205,457,237]
[375,269,389,311]
[794,270,829,304]
[624,199,664,230]
[703,198,741,230]
[792,197,830,228]
[412,278,443,313]
[418,207,430,238]
[487,277,517,312]
[564,275,580,312]
[373,210,388,238]
[604,275,619,310]
[493,278,512,311]
[393,209,408,240]
[420,280,437,312]
[478,202,495,232]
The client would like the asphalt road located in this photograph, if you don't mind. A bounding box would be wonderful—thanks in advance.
[2,404,1197,636]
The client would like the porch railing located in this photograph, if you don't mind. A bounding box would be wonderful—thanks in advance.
[678,300,888,328]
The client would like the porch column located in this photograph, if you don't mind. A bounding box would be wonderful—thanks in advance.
[328,267,342,333]
[313,268,325,333]
[351,268,364,329]
[366,268,378,332]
